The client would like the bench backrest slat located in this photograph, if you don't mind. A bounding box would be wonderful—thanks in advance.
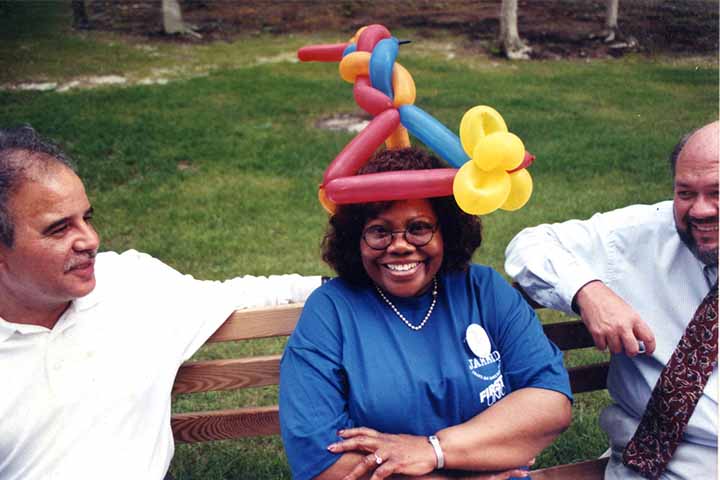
[208,304,302,342]
[173,353,608,397]
[173,355,281,395]
[568,363,610,394]
[172,406,279,444]
[171,363,611,443]
[542,320,596,350]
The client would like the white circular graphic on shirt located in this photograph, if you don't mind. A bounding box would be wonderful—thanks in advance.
[466,324,491,358]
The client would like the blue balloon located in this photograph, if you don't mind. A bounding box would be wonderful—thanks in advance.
[342,43,357,57]
[369,37,398,100]
[399,105,469,168]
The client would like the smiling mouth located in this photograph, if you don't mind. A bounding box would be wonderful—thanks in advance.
[385,262,421,272]
[65,258,95,273]
[692,223,719,233]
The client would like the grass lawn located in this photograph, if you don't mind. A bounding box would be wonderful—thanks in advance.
[1,2,717,479]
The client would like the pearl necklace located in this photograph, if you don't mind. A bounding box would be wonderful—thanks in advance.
[375,278,438,331]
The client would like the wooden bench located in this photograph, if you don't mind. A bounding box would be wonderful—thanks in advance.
[171,303,609,478]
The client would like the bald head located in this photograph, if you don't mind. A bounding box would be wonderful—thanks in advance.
[671,121,719,180]
[672,121,719,266]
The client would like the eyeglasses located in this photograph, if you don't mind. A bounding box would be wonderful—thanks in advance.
[362,221,439,250]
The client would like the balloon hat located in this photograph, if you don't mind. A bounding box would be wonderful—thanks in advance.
[298,24,535,215]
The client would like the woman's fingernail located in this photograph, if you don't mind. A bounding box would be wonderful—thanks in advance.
[327,443,337,451]
[337,429,344,435]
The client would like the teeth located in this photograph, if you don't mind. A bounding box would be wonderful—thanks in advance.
[386,263,418,272]
[693,224,719,232]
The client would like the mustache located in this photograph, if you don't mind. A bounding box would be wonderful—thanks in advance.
[64,250,97,271]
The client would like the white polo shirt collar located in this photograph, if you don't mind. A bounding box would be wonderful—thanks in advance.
[0,283,102,343]
[0,319,17,343]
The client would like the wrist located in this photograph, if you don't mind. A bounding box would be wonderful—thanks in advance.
[572,279,603,314]
[428,434,445,469]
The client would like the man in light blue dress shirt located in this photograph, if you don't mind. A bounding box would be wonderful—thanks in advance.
[504,121,718,479]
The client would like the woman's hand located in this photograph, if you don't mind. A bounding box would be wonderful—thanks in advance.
[327,427,534,480]
[328,427,437,479]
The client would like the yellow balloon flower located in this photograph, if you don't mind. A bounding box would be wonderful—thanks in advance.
[453,162,511,215]
[501,169,533,211]
[472,132,525,172]
[459,106,508,157]
[453,106,533,215]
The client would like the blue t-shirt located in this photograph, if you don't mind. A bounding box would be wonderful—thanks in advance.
[279,265,572,479]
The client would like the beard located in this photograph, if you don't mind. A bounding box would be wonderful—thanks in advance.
[676,220,719,267]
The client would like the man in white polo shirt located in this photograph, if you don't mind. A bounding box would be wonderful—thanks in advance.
[0,125,321,479]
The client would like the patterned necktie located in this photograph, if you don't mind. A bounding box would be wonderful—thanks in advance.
[622,282,718,479]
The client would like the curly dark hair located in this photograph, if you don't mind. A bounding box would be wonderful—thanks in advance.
[322,147,482,285]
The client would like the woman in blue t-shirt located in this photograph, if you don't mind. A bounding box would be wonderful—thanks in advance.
[280,147,572,480]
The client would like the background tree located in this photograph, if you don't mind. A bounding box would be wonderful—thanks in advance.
[603,0,620,41]
[162,0,200,37]
[498,0,532,59]
[71,0,89,30]
[499,0,627,59]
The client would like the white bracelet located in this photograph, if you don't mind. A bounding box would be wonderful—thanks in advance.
[428,435,445,469]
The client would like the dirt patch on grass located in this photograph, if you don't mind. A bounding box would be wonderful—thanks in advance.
[83,0,718,60]
[315,113,371,133]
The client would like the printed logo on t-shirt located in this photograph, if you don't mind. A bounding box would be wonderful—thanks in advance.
[465,323,506,406]
[467,351,501,381]
[467,353,506,406]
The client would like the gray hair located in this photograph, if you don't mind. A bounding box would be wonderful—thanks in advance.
[0,125,76,247]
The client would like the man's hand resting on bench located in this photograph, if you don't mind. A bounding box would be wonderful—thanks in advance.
[573,280,656,356]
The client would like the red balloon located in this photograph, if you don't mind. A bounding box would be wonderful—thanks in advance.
[354,76,393,116]
[357,24,391,52]
[507,151,536,173]
[325,169,457,204]
[297,43,351,62]
[323,109,400,184]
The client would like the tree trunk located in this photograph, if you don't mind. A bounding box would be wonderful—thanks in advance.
[498,0,531,60]
[162,0,186,34]
[606,0,619,30]
[604,0,619,42]
[161,0,201,37]
[71,0,89,29]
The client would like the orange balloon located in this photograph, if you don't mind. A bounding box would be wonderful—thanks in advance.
[385,125,411,149]
[318,186,337,215]
[392,63,416,107]
[339,51,370,83]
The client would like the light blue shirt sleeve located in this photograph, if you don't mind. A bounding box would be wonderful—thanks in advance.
[503,203,674,314]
